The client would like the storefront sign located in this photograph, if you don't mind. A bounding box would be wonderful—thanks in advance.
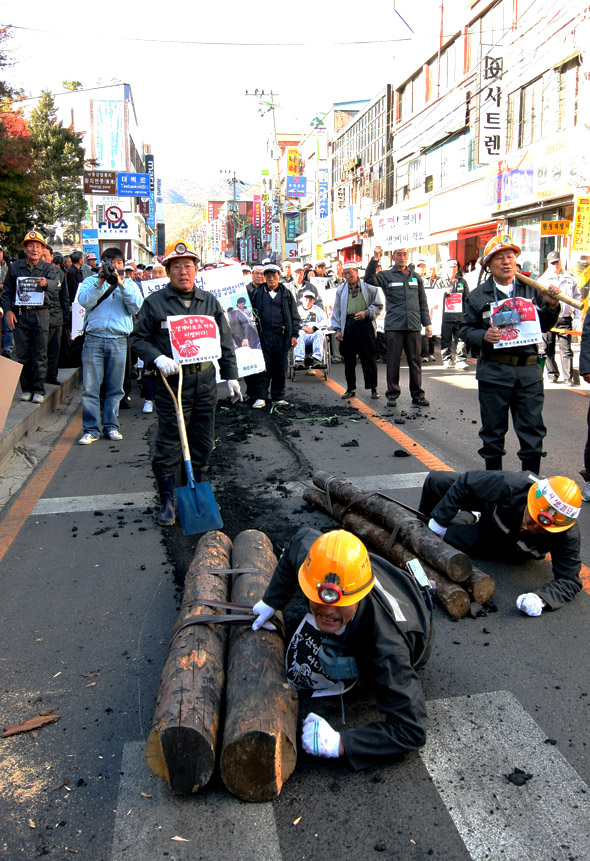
[287,148,299,175]
[271,223,281,254]
[144,154,156,229]
[540,220,571,236]
[478,48,504,164]
[572,196,590,253]
[253,195,262,229]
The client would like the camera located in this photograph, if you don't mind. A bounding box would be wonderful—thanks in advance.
[100,260,120,287]
[491,307,521,327]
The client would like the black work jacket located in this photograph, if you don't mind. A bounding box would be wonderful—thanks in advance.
[248,282,301,342]
[1,258,59,313]
[430,470,582,609]
[460,274,559,385]
[365,259,430,331]
[439,274,469,322]
[129,282,239,381]
[263,527,434,771]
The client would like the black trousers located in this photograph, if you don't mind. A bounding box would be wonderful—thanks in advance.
[46,324,62,382]
[255,331,289,401]
[477,378,546,464]
[385,330,423,400]
[341,317,378,391]
[14,308,50,395]
[152,364,217,478]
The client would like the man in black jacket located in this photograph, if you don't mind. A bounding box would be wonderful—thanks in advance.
[1,230,60,403]
[365,245,432,408]
[439,259,470,369]
[460,235,560,473]
[251,527,434,771]
[420,469,582,615]
[248,262,301,409]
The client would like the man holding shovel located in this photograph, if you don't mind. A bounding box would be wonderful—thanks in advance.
[130,241,241,527]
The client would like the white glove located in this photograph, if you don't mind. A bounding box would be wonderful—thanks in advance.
[516,593,545,617]
[302,713,341,758]
[428,518,447,538]
[154,355,179,377]
[251,599,276,631]
[227,379,243,402]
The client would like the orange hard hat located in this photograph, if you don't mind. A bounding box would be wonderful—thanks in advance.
[22,230,48,249]
[527,476,582,533]
[162,240,200,265]
[483,234,521,265]
[298,530,374,606]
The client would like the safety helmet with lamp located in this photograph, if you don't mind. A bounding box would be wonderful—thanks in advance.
[527,476,582,533]
[482,234,521,266]
[162,240,200,265]
[298,530,375,606]
[22,230,48,249]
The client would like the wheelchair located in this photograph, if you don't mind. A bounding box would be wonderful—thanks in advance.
[287,328,332,381]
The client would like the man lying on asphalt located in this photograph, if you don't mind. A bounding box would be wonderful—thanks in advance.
[251,527,434,770]
[419,470,582,615]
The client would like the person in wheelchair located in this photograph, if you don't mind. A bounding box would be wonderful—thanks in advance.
[294,289,329,370]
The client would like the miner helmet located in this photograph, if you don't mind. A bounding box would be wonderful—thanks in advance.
[298,530,375,606]
[162,240,200,266]
[527,476,582,533]
[482,234,521,265]
[22,230,48,249]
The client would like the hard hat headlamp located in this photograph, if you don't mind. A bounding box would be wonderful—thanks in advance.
[316,571,375,605]
[537,508,555,527]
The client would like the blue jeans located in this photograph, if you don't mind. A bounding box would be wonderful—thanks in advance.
[1,314,14,353]
[81,334,127,436]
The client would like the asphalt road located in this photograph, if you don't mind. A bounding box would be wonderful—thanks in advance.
[1,353,589,861]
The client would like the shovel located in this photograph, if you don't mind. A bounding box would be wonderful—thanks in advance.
[160,365,223,535]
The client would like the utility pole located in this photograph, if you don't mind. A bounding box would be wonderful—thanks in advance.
[245,89,286,262]
[220,169,239,258]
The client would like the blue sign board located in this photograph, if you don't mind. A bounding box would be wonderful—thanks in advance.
[319,181,329,218]
[117,172,150,197]
[286,176,307,199]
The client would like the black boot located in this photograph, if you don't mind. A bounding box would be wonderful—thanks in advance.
[521,456,541,475]
[485,457,503,471]
[156,475,176,526]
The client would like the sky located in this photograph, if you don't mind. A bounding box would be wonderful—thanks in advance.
[0,0,464,189]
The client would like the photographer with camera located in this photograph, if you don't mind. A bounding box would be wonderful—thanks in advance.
[460,235,560,473]
[77,247,143,445]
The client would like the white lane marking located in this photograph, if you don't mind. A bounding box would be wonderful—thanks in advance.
[31,492,155,515]
[110,741,282,861]
[420,690,590,861]
[429,375,479,390]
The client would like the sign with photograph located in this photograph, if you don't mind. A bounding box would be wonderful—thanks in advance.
[15,277,45,307]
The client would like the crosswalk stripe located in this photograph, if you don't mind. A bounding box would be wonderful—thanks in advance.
[30,492,155,515]
[420,690,590,860]
[110,741,282,861]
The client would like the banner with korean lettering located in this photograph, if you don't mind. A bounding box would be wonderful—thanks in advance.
[287,148,299,175]
[572,196,590,253]
[253,195,262,229]
[318,166,329,219]
[286,176,307,199]
[478,48,504,164]
[372,204,430,250]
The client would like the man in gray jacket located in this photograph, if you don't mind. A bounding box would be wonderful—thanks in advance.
[365,245,432,408]
[331,262,383,400]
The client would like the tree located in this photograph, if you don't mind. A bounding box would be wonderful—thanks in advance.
[29,89,86,244]
[0,27,38,252]
[62,80,82,92]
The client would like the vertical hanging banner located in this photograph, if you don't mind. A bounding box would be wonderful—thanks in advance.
[572,196,590,253]
[286,148,299,175]
[271,223,281,254]
[318,166,329,219]
[144,154,156,229]
[478,48,504,165]
[253,195,262,229]
[92,101,125,170]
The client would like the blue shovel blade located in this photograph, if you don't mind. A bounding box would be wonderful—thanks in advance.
[176,481,223,536]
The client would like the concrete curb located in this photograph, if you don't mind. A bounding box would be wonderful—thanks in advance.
[0,367,82,468]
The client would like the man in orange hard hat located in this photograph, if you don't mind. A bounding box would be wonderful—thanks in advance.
[460,235,561,473]
[420,469,582,615]
[251,527,434,770]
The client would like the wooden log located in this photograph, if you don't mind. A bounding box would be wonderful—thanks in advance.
[145,530,232,794]
[312,471,472,582]
[303,487,470,619]
[464,569,495,605]
[220,529,299,802]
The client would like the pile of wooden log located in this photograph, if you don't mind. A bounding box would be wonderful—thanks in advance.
[303,471,494,620]
[145,529,298,802]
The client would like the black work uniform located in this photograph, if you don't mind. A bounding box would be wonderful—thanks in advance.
[130,283,238,479]
[249,283,300,402]
[419,470,582,609]
[460,274,559,470]
[439,274,469,362]
[262,526,434,771]
[365,259,431,401]
[1,258,59,396]
[341,315,379,392]
[46,267,69,383]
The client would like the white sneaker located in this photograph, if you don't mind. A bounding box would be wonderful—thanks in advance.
[273,399,290,407]
[20,392,33,402]
[582,481,590,503]
[455,361,469,370]
[306,369,317,376]
[79,432,99,445]
[442,360,454,369]
[143,400,154,413]
[252,399,266,409]
[32,393,45,404]
[104,429,123,441]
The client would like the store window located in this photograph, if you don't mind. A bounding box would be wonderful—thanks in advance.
[512,213,557,279]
